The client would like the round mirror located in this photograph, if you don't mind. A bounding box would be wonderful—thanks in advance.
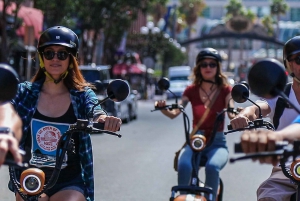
[0,64,19,102]
[248,58,287,98]
[106,79,130,102]
[157,77,170,91]
[231,83,249,103]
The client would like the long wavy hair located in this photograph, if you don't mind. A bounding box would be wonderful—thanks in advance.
[191,59,229,87]
[31,54,94,91]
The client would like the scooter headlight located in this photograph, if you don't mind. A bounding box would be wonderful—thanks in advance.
[190,135,206,152]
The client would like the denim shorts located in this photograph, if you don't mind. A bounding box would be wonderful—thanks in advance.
[11,174,85,198]
[44,175,85,197]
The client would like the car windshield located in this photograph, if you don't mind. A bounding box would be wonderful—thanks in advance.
[81,69,110,83]
[170,82,186,88]
[169,76,189,81]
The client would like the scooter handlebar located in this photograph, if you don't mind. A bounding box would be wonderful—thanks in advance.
[234,141,289,153]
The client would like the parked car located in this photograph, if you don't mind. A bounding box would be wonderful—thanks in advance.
[166,80,191,99]
[79,64,138,123]
[100,80,138,123]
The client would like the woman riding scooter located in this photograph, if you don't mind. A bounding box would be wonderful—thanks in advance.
[155,47,235,201]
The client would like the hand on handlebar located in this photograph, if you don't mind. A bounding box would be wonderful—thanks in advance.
[0,134,23,167]
[230,114,250,129]
[240,130,284,165]
[155,100,167,108]
[96,115,122,132]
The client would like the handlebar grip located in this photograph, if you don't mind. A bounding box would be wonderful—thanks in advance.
[4,149,27,167]
[234,143,243,153]
[93,122,120,131]
[234,141,289,153]
[93,122,105,130]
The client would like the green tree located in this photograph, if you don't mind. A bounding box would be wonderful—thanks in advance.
[261,15,275,37]
[178,0,205,40]
[126,32,187,76]
[225,0,245,19]
[224,0,256,70]
[148,0,167,26]
[270,0,288,39]
[33,0,168,65]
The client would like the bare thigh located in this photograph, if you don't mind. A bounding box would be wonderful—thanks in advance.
[49,190,85,201]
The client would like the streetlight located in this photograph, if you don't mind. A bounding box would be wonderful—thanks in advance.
[140,21,161,99]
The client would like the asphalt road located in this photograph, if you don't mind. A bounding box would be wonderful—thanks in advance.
[0,94,274,201]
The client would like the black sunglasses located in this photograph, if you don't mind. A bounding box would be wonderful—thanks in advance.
[42,50,70,60]
[199,62,217,68]
[289,56,300,65]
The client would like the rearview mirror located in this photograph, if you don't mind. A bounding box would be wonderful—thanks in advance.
[247,58,300,114]
[157,77,170,91]
[0,64,19,103]
[248,58,287,99]
[106,79,130,102]
[231,83,249,103]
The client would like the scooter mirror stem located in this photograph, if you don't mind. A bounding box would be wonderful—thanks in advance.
[246,97,263,119]
[168,89,178,104]
[89,95,112,119]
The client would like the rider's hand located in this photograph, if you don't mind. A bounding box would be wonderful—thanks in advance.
[97,115,122,132]
[241,130,283,165]
[230,114,250,129]
[155,100,166,108]
[0,103,22,166]
[0,134,22,166]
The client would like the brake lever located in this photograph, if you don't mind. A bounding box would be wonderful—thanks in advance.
[151,104,182,112]
[230,142,293,163]
[90,124,122,138]
[229,150,285,163]
[225,119,273,135]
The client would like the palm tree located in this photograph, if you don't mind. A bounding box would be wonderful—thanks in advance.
[261,15,276,58]
[178,0,205,41]
[261,15,275,37]
[148,2,167,26]
[224,0,245,71]
[224,0,256,71]
[270,0,288,40]
[225,0,244,18]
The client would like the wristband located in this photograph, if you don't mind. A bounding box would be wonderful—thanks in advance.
[0,127,15,137]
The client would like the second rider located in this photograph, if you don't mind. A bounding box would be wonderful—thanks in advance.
[155,48,235,201]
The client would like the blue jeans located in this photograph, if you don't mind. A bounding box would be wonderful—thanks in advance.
[177,131,229,201]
